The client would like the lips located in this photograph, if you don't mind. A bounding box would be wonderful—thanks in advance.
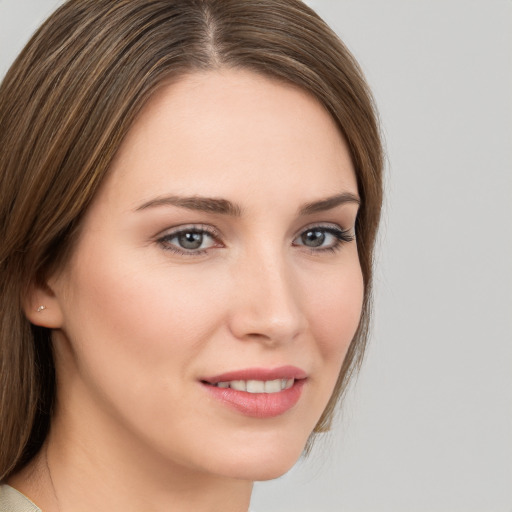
[201,366,307,418]
[212,378,294,393]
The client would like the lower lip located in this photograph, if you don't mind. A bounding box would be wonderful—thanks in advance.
[202,380,305,418]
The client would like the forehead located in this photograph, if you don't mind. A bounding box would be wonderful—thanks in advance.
[100,69,357,211]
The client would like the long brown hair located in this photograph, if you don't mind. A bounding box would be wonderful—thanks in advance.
[0,0,383,480]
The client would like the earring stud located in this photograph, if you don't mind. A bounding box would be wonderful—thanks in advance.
[36,305,47,312]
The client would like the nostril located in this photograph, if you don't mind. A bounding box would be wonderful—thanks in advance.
[246,332,269,339]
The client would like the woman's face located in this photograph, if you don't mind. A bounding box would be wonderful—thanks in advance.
[46,70,363,481]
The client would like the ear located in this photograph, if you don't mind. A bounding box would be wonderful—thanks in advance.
[23,279,64,329]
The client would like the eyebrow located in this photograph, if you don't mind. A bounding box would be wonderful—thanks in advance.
[298,192,360,215]
[136,195,243,216]
[135,192,360,217]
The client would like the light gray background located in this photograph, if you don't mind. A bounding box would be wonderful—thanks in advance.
[1,1,511,511]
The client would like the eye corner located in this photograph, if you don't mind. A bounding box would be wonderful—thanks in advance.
[155,224,224,256]
[293,224,355,253]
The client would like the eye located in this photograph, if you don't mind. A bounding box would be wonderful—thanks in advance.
[157,225,220,255]
[293,225,354,252]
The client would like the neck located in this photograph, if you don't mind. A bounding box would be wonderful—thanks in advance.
[9,397,253,512]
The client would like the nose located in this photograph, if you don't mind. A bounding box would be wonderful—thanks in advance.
[228,247,307,346]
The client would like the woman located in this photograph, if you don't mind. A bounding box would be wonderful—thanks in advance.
[0,1,383,510]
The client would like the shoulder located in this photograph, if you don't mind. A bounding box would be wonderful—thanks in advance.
[0,484,41,512]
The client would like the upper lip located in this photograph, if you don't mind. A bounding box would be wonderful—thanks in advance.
[201,365,307,384]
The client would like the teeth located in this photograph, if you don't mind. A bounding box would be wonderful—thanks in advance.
[247,380,265,393]
[230,380,247,391]
[264,379,282,393]
[214,379,295,393]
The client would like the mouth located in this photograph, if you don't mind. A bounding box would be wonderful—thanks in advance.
[200,366,307,418]
[206,378,295,393]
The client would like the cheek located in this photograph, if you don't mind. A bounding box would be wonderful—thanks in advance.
[304,258,364,369]
[53,251,233,454]
[55,249,215,391]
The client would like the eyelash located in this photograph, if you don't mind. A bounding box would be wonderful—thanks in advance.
[293,225,355,254]
[156,224,355,257]
[157,224,221,256]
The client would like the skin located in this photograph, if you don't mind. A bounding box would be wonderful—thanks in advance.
[17,69,363,512]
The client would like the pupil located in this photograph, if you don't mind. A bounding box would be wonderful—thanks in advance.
[178,232,203,250]
[302,230,325,247]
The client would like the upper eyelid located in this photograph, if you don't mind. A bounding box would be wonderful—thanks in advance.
[157,224,221,239]
[293,222,350,237]
[155,225,222,256]
[155,222,353,247]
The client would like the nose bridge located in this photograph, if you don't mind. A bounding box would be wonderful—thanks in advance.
[229,242,306,344]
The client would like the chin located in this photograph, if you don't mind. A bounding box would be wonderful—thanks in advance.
[217,457,299,482]
[204,432,310,482]
[246,460,299,482]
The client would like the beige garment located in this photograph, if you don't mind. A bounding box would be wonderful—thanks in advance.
[0,484,41,512]
[0,483,256,511]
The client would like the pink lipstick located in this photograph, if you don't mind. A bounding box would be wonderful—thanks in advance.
[201,366,307,418]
